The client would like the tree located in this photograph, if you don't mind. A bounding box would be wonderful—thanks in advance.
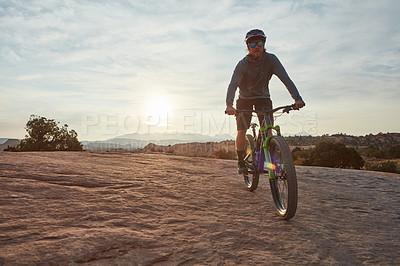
[6,115,83,151]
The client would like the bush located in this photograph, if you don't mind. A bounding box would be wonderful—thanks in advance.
[5,115,83,152]
[293,142,364,169]
[292,147,310,160]
[365,161,399,174]
[291,147,302,160]
[363,144,400,159]
[292,147,311,165]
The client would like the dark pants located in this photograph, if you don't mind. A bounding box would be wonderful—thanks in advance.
[236,98,273,130]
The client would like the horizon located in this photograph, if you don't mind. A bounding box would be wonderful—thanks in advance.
[2,131,400,144]
[1,1,400,141]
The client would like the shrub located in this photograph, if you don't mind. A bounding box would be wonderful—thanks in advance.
[292,147,312,165]
[291,147,302,160]
[365,161,399,174]
[363,144,400,159]
[294,142,364,169]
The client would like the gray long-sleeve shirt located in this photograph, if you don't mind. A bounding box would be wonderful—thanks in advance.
[226,51,302,105]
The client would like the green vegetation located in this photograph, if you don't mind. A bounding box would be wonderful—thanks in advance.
[286,132,400,148]
[362,144,400,159]
[288,133,400,174]
[292,141,364,169]
[365,161,400,174]
[292,139,400,174]
[5,115,82,152]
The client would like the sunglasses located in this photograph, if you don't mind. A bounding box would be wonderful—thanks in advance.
[248,41,264,48]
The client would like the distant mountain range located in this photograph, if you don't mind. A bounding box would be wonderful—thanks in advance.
[112,132,234,142]
[0,139,20,151]
[82,132,400,151]
[2,133,399,152]
[81,133,235,151]
[0,138,10,144]
[0,134,235,152]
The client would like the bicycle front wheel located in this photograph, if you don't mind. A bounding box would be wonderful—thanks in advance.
[268,136,298,219]
[243,134,259,191]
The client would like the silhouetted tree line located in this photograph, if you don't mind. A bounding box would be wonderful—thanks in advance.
[362,144,400,159]
[365,161,400,174]
[5,115,83,152]
[285,132,400,148]
[292,142,365,169]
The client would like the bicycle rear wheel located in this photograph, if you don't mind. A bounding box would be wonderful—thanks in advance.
[268,136,298,219]
[243,134,259,191]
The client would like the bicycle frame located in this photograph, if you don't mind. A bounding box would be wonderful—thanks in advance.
[260,126,280,180]
[233,104,300,219]
[254,117,281,180]
[245,104,296,180]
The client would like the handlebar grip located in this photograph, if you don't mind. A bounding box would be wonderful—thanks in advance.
[282,104,295,113]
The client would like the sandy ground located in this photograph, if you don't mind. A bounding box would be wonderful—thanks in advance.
[0,151,399,265]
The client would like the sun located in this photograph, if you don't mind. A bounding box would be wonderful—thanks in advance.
[147,98,172,115]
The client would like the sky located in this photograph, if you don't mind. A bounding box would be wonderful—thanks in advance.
[1,0,399,141]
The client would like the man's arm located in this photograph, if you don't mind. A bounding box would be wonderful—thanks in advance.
[225,61,244,115]
[226,61,243,106]
[272,55,303,102]
[225,103,235,115]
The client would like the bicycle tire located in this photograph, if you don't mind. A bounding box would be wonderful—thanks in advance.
[243,134,259,191]
[268,136,298,219]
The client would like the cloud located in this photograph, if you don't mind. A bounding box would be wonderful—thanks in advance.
[15,73,44,81]
[1,0,399,139]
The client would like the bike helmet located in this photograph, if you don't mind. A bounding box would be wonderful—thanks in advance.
[245,29,266,43]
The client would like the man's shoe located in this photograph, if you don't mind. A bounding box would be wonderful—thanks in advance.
[238,161,248,174]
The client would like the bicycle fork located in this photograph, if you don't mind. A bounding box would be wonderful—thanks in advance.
[259,125,281,181]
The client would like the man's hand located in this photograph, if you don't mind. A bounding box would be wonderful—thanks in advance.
[225,105,236,115]
[294,99,305,110]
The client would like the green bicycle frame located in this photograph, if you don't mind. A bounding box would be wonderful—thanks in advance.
[260,125,281,180]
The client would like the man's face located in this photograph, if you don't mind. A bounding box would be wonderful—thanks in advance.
[247,38,265,60]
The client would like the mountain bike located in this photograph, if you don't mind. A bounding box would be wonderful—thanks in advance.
[236,104,300,220]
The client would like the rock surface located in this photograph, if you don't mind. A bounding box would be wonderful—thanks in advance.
[0,151,399,265]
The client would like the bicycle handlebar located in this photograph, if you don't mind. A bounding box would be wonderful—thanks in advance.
[225,104,301,115]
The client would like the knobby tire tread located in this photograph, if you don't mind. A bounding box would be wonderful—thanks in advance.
[269,136,298,220]
[244,134,259,191]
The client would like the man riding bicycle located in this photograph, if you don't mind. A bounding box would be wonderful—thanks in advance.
[225,29,305,174]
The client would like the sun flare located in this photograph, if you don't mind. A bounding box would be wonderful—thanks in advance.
[147,98,172,115]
